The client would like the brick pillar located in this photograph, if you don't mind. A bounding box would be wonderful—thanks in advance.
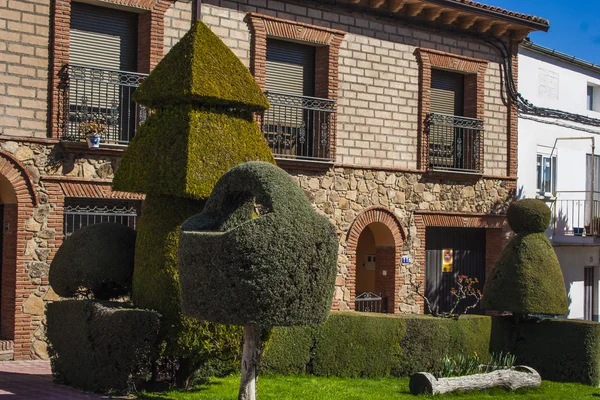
[0,205,17,340]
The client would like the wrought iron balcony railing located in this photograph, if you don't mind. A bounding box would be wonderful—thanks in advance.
[552,191,600,237]
[58,64,148,145]
[425,113,484,174]
[259,91,336,162]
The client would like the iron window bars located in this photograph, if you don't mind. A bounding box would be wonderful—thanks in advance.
[425,113,484,174]
[260,91,336,162]
[58,64,148,145]
[63,199,141,238]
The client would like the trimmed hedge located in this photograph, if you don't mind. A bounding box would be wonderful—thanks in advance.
[261,312,491,378]
[48,223,136,299]
[483,199,568,316]
[491,317,600,385]
[132,21,269,111]
[46,300,160,394]
[113,106,274,199]
[179,162,338,327]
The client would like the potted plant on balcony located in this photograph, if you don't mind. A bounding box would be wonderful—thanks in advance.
[79,120,107,149]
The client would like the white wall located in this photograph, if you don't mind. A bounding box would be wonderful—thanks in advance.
[518,46,600,321]
[518,48,600,200]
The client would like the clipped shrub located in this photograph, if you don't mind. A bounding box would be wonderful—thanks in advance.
[179,162,338,327]
[131,20,269,111]
[483,199,568,315]
[112,20,275,387]
[312,313,405,377]
[261,325,317,375]
[491,317,600,385]
[48,223,136,299]
[262,312,491,379]
[47,300,160,394]
[507,198,551,234]
[113,106,274,200]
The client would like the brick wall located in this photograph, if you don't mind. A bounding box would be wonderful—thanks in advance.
[201,0,512,176]
[0,0,50,138]
[164,0,193,54]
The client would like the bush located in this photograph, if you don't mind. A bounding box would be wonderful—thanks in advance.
[48,223,136,299]
[132,21,269,111]
[179,162,338,327]
[491,317,600,385]
[262,312,491,378]
[113,106,274,200]
[483,199,568,316]
[46,300,160,394]
[507,198,551,234]
[261,325,316,375]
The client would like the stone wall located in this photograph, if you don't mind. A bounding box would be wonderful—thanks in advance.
[200,0,511,176]
[289,167,513,312]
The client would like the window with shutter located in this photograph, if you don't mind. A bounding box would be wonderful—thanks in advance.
[265,39,315,97]
[431,69,464,116]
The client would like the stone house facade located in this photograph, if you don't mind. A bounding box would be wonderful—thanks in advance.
[0,0,548,360]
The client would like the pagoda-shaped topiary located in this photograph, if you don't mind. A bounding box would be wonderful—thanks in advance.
[179,161,338,400]
[482,199,568,316]
[113,20,274,387]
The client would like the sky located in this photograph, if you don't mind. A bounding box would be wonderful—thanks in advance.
[481,0,600,65]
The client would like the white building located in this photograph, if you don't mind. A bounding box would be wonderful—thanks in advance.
[518,40,600,321]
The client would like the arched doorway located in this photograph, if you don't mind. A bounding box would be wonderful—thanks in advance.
[347,207,405,314]
[0,173,17,341]
[355,222,396,313]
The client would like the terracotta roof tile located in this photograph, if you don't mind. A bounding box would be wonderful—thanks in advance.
[448,0,549,26]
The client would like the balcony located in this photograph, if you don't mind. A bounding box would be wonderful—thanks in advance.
[425,113,484,174]
[552,191,600,238]
[58,64,148,145]
[259,91,336,163]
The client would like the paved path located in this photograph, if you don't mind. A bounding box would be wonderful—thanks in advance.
[0,361,106,399]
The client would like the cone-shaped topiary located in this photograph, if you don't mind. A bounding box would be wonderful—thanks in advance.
[131,20,269,111]
[482,199,568,316]
[179,161,338,399]
[112,20,274,388]
[48,223,136,300]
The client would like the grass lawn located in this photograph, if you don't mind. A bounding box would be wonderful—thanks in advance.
[139,375,600,399]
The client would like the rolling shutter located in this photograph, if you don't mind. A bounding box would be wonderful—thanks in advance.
[266,39,315,96]
[70,2,138,71]
[431,69,464,116]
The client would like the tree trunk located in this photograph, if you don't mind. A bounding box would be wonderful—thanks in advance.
[175,357,194,389]
[238,325,263,400]
[409,366,541,395]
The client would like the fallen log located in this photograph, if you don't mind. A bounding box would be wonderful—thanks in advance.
[409,366,541,395]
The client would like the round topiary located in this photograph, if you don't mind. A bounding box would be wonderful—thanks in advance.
[49,223,136,299]
[507,199,551,234]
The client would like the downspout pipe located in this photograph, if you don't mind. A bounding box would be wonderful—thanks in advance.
[193,0,202,22]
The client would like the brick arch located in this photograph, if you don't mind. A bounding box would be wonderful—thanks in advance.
[0,150,38,207]
[0,150,37,359]
[346,207,405,314]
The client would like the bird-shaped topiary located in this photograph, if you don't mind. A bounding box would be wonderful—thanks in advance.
[482,199,568,316]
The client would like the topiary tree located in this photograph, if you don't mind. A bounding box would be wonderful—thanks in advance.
[179,161,338,400]
[112,20,275,387]
[482,199,568,316]
[49,223,136,299]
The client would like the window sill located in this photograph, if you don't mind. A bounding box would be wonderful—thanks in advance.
[60,140,128,156]
[425,168,483,181]
[275,157,334,172]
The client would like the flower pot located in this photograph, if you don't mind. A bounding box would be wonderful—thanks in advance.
[86,133,101,149]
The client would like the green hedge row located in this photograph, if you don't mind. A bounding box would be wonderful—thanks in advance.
[262,313,600,386]
[47,300,160,394]
[262,312,491,378]
[491,317,600,385]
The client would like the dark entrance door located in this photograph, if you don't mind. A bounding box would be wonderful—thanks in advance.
[0,205,4,331]
[425,227,486,314]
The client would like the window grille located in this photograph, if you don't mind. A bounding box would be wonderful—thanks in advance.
[63,199,141,238]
